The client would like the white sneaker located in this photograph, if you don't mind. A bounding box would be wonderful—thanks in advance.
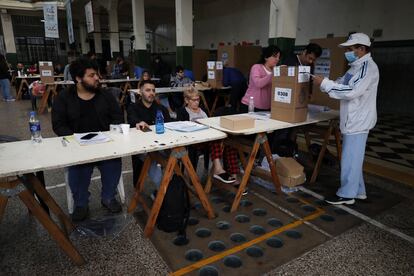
[356,194,367,200]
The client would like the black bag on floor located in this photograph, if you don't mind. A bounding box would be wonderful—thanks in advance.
[157,175,190,235]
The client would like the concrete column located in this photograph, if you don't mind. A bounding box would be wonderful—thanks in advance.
[93,13,103,54]
[268,0,299,61]
[79,23,90,54]
[132,0,149,68]
[0,12,17,65]
[175,0,192,69]
[108,0,120,58]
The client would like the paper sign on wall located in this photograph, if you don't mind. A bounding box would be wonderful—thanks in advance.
[274,87,292,104]
[273,66,280,76]
[85,1,94,33]
[207,61,215,70]
[216,61,223,70]
[298,66,311,83]
[65,0,75,44]
[314,59,331,78]
[288,67,295,77]
[208,71,215,79]
[43,2,59,38]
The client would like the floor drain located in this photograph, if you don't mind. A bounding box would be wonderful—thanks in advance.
[188,217,199,226]
[302,205,316,212]
[285,230,302,239]
[235,214,250,223]
[198,266,219,276]
[266,237,284,248]
[195,228,212,238]
[193,202,202,210]
[208,240,226,252]
[173,236,189,246]
[333,208,348,215]
[240,199,253,207]
[230,233,247,243]
[246,246,264,258]
[252,208,267,216]
[320,214,336,222]
[267,218,283,228]
[223,255,242,268]
[216,220,231,230]
[222,205,231,213]
[286,197,299,203]
[315,199,329,206]
[249,225,266,235]
[211,196,224,204]
[185,249,203,262]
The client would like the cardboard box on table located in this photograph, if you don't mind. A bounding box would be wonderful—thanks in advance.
[192,49,210,81]
[217,45,262,77]
[207,61,223,89]
[220,115,254,131]
[309,37,349,110]
[276,157,306,187]
[271,65,311,123]
[39,61,54,84]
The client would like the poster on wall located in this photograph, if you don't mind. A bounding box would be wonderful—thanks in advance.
[65,0,74,44]
[85,1,94,33]
[43,2,59,38]
[314,48,331,78]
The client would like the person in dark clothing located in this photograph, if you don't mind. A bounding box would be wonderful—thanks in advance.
[52,57,124,222]
[152,56,171,86]
[127,80,171,187]
[223,67,247,113]
[0,54,14,101]
[284,42,322,67]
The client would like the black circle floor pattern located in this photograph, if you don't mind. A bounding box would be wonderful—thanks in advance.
[320,214,335,222]
[235,214,250,223]
[230,233,247,243]
[286,197,299,203]
[188,217,199,226]
[216,221,231,230]
[211,196,224,204]
[222,205,231,213]
[193,202,202,210]
[266,237,284,248]
[246,246,264,258]
[195,228,212,238]
[198,265,219,276]
[252,208,267,216]
[301,205,317,212]
[285,230,302,239]
[267,218,283,228]
[185,249,203,262]
[208,240,226,252]
[173,236,189,246]
[249,225,266,235]
[315,199,329,206]
[239,199,253,207]
[223,255,242,268]
[333,207,348,215]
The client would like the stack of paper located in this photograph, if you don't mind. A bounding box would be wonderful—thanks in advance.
[245,112,271,120]
[165,121,209,132]
[74,132,112,145]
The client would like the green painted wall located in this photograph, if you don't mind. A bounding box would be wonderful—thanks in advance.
[176,46,192,70]
[268,37,295,64]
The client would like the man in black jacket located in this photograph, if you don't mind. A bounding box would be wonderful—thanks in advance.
[52,58,124,222]
[127,80,171,186]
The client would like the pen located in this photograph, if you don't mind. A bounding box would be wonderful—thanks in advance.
[61,137,70,147]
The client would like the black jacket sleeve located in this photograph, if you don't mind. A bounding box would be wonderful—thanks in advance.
[176,107,189,121]
[51,90,74,136]
[127,103,142,127]
[104,90,124,124]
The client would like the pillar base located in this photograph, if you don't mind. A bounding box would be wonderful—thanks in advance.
[176,46,192,70]
[112,52,121,59]
[268,37,295,64]
[133,50,150,69]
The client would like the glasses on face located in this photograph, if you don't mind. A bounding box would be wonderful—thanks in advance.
[188,97,200,102]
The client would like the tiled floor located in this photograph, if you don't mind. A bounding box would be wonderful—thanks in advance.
[1,97,413,275]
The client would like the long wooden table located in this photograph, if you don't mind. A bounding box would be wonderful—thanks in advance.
[0,126,226,264]
[197,110,340,212]
[16,75,63,100]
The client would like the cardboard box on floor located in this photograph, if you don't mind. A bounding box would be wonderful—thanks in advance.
[220,115,254,131]
[270,65,310,123]
[39,61,54,84]
[217,45,262,77]
[276,157,306,187]
[192,49,210,81]
[310,37,349,110]
[207,61,223,88]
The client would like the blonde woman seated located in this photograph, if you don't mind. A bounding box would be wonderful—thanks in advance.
[176,88,239,184]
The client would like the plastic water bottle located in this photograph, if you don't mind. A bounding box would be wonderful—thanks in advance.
[29,111,42,143]
[248,96,255,113]
[155,110,165,134]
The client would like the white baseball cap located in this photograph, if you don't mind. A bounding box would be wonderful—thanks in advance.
[339,33,371,47]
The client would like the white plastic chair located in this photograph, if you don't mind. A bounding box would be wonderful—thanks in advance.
[64,169,125,214]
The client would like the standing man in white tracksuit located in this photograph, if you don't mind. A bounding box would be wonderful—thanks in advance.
[313,33,379,205]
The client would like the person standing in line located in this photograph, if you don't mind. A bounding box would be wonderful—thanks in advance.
[0,54,15,102]
[313,33,379,205]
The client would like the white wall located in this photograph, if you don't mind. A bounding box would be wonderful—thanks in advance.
[191,0,414,48]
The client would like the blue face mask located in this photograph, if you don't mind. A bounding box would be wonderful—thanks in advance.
[344,51,358,63]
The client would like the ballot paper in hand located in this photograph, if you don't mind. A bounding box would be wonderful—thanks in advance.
[164,121,208,132]
[74,132,112,145]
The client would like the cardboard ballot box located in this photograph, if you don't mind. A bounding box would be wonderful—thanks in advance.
[39,61,54,84]
[276,157,306,187]
[271,65,310,123]
[206,61,223,89]
[220,115,254,131]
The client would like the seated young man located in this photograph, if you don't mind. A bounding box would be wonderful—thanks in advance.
[127,80,172,188]
[168,65,193,111]
[176,88,239,184]
[52,58,124,222]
